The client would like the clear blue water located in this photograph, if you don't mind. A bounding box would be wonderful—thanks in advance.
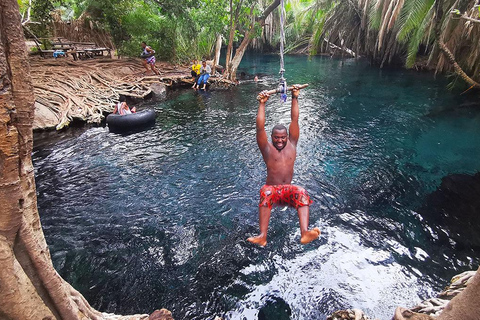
[33,54,480,319]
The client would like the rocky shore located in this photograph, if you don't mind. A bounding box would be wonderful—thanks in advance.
[326,270,476,320]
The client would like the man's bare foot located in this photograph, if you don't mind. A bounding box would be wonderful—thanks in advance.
[300,227,320,244]
[247,235,267,247]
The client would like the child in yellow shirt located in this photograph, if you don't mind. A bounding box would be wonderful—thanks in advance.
[191,59,201,89]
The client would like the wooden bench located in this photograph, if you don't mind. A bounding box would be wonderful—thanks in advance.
[84,47,112,57]
[38,49,55,58]
[71,47,112,60]
[52,42,73,48]
[31,36,112,60]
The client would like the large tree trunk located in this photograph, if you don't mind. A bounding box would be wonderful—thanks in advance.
[0,1,148,319]
[225,0,280,81]
[212,33,222,75]
[225,0,236,73]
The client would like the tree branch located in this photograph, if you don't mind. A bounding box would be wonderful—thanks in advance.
[435,2,480,89]
[460,14,480,24]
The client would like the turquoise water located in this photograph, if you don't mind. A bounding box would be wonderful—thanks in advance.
[33,54,480,319]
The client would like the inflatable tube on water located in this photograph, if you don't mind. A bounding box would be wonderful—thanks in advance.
[107,109,156,132]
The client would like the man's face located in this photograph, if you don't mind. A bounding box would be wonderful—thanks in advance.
[271,129,288,151]
[202,61,206,67]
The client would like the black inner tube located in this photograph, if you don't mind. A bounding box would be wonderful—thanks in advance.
[107,109,156,131]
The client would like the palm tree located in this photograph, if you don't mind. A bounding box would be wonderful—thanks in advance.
[286,0,480,84]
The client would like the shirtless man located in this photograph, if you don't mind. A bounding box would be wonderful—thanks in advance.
[247,86,320,247]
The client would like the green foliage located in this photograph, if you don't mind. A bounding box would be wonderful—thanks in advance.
[404,6,433,68]
[283,0,332,55]
[369,0,383,30]
[70,0,229,62]
[17,0,30,17]
[31,0,55,38]
[116,3,166,58]
[397,0,435,42]
[23,0,282,63]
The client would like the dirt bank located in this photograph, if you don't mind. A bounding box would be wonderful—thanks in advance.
[30,57,233,130]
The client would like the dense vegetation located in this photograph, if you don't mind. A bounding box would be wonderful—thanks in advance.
[18,0,480,84]
[283,0,480,85]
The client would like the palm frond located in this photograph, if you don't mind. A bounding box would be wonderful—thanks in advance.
[405,7,432,67]
[397,0,435,42]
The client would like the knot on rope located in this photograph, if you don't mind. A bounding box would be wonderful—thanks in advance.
[279,78,287,103]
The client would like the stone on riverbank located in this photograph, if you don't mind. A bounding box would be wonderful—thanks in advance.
[149,308,174,320]
[150,82,167,101]
[33,101,59,130]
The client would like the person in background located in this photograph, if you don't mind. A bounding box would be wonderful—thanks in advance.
[141,42,160,75]
[196,60,211,91]
[191,59,202,89]
[113,95,136,115]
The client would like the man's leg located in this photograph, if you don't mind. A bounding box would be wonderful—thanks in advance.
[142,60,149,73]
[297,206,320,244]
[191,72,197,88]
[201,74,210,90]
[151,63,160,75]
[247,205,271,247]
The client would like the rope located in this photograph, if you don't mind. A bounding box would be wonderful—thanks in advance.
[279,0,285,78]
[279,0,287,102]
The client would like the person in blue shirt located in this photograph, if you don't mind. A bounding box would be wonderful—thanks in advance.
[195,60,211,90]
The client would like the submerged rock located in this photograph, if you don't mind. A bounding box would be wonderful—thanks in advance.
[418,173,480,251]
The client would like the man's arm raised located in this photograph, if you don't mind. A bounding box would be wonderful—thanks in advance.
[289,86,300,145]
[256,91,270,155]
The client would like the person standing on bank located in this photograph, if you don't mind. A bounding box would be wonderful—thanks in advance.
[247,86,320,247]
[196,60,211,90]
[141,42,159,75]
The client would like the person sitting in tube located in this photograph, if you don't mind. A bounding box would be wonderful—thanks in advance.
[113,95,136,115]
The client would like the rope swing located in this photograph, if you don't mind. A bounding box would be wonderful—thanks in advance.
[257,0,308,101]
[279,0,287,102]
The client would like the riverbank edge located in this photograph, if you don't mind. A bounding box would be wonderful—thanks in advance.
[30,57,235,131]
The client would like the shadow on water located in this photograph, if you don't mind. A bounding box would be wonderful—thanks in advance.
[33,54,480,320]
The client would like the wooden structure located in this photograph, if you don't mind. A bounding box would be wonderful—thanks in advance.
[31,36,112,60]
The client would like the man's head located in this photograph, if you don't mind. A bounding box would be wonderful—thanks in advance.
[271,124,288,151]
[141,42,147,48]
[202,60,207,66]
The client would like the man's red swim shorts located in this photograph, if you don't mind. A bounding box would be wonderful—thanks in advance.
[259,184,313,209]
